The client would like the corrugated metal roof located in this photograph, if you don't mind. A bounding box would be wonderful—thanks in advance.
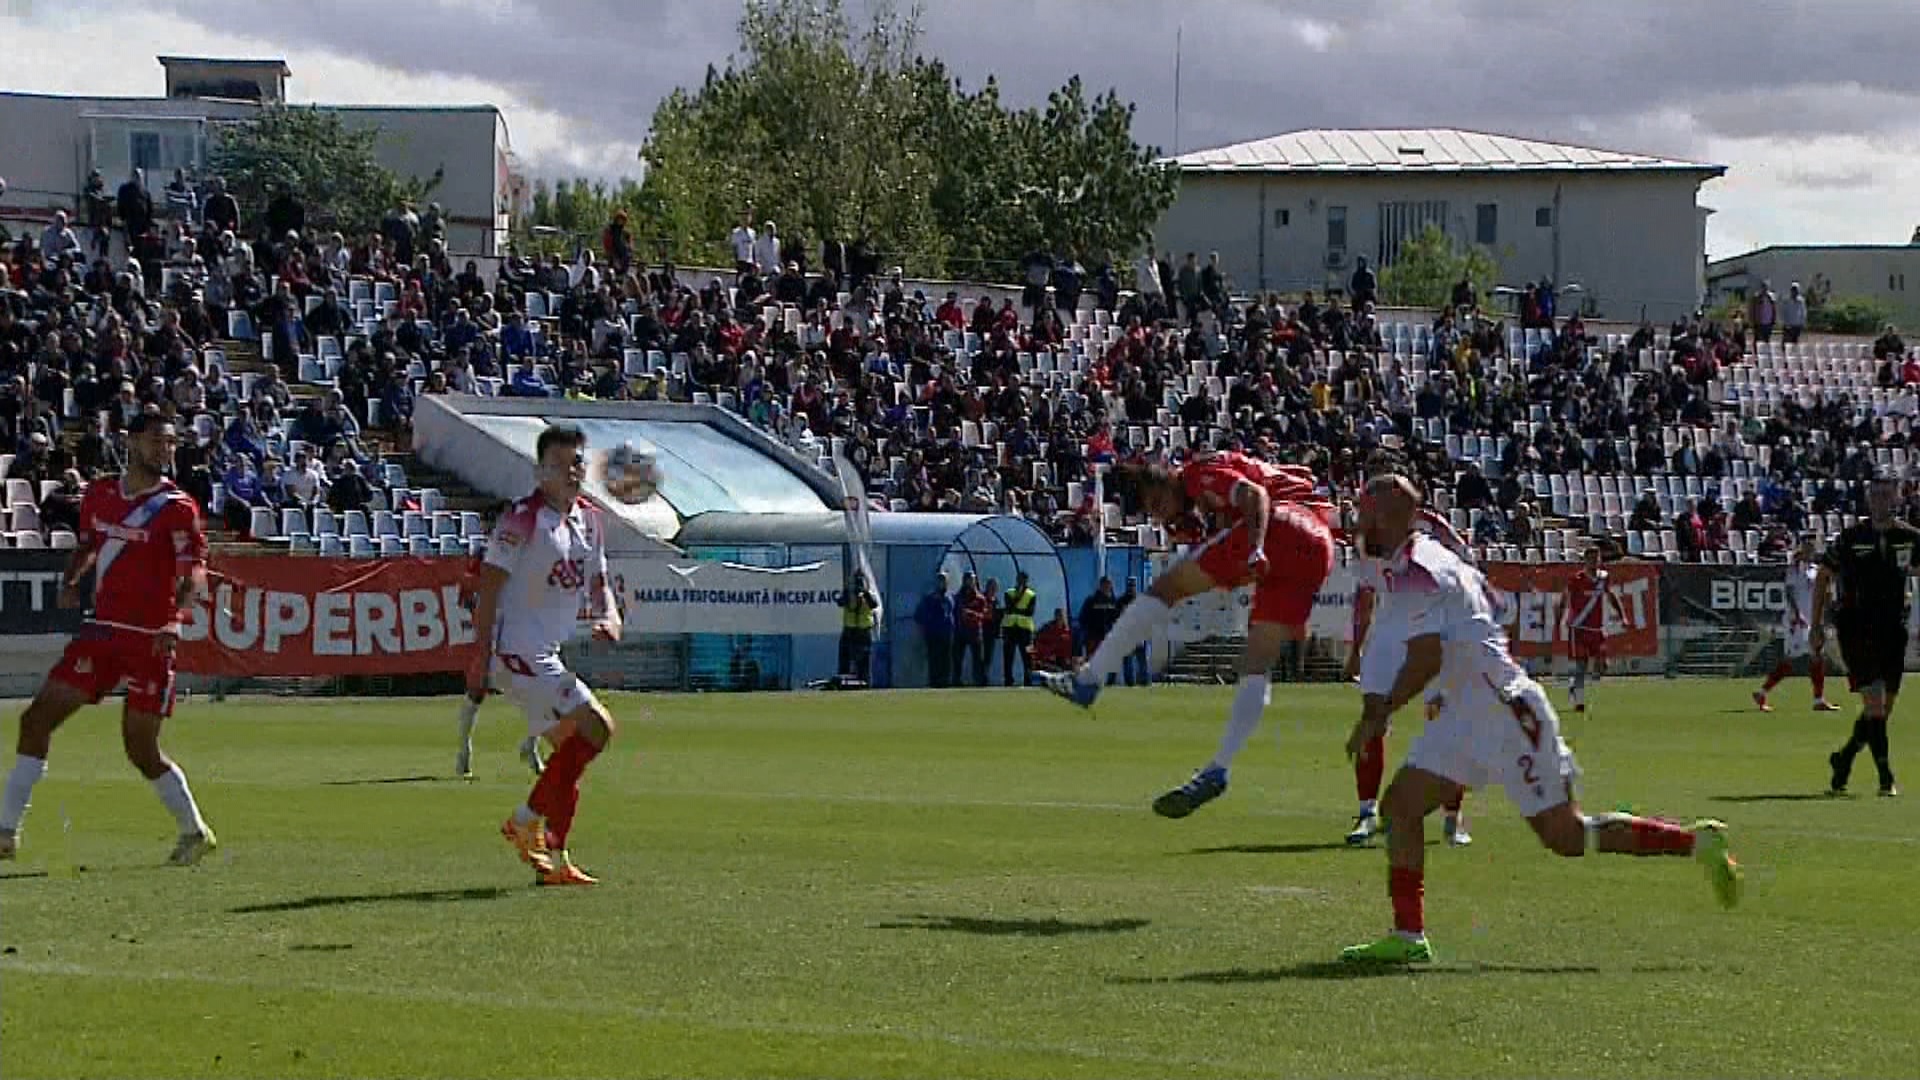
[1170,128,1723,175]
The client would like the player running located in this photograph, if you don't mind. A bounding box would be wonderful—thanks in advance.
[0,414,216,865]
[1042,451,1335,818]
[468,424,623,886]
[1340,474,1740,965]
[454,546,548,780]
[1562,546,1625,714]
[1344,499,1471,848]
[1752,536,1841,714]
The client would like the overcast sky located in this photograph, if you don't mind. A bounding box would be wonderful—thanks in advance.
[5,0,1917,259]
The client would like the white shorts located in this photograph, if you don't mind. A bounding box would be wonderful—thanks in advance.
[1783,623,1812,659]
[1404,677,1580,818]
[496,652,599,738]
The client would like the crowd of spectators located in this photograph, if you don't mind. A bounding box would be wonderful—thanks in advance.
[7,169,1920,565]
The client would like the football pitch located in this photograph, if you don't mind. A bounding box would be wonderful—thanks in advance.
[1,678,1915,1079]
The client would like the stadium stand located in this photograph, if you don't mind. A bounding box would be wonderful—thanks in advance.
[3,181,1917,568]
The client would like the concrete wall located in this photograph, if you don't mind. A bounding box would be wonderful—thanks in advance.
[1707,247,1920,331]
[1155,169,1714,323]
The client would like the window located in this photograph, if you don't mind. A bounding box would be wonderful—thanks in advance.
[1535,206,1553,228]
[129,131,162,173]
[1893,273,1907,292]
[1327,206,1347,250]
[1376,200,1448,266]
[1476,203,1498,246]
[1273,208,1290,228]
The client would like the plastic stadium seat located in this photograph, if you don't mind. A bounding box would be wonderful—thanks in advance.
[281,508,308,538]
[286,533,315,555]
[318,535,346,557]
[13,530,45,549]
[372,510,399,538]
[5,478,35,507]
[406,536,433,556]
[431,512,459,538]
[436,535,465,557]
[377,536,405,557]
[250,507,278,539]
[342,510,369,538]
[348,535,376,558]
[460,511,484,538]
[311,509,338,537]
[49,530,78,549]
[403,511,431,538]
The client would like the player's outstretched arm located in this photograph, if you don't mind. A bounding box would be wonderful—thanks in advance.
[1230,479,1272,572]
[1347,634,1442,757]
[465,564,511,694]
[590,576,622,642]
[57,547,98,608]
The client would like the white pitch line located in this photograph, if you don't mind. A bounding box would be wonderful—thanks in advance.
[0,958,1278,1077]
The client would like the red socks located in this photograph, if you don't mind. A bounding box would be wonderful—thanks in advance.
[1762,660,1791,692]
[1811,658,1826,699]
[1356,736,1386,802]
[528,734,602,849]
[1389,866,1424,934]
[1627,816,1695,856]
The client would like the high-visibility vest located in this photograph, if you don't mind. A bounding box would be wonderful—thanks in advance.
[1003,586,1038,632]
[843,592,876,631]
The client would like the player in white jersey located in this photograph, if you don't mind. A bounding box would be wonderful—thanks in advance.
[1338,474,1740,965]
[467,424,623,887]
[1752,536,1841,713]
[1343,504,1472,847]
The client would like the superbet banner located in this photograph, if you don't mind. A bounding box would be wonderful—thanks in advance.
[179,556,481,676]
[1484,561,1662,659]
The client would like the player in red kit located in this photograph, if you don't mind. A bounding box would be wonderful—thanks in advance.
[0,414,216,864]
[1043,451,1335,817]
[1562,547,1625,714]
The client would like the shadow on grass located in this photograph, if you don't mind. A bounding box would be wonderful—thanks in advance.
[1181,839,1443,856]
[873,914,1149,937]
[1112,960,1717,984]
[288,943,356,952]
[1709,793,1837,803]
[231,886,512,914]
[320,774,443,787]
[0,869,49,881]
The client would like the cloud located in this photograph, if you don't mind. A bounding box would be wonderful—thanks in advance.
[8,0,1920,258]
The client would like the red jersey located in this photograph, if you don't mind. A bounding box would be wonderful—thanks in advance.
[1179,452,1318,514]
[76,478,206,633]
[1564,569,1617,633]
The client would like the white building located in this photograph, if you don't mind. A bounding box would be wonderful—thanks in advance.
[0,56,520,255]
[1153,128,1724,323]
[1707,244,1920,333]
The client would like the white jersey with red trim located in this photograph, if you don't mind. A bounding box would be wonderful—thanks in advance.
[483,494,610,659]
[1361,532,1525,703]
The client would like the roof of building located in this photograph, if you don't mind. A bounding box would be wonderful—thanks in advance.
[1169,128,1724,176]
[1709,243,1920,270]
[157,56,292,75]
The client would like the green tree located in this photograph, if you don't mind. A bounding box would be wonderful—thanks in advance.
[1377,226,1498,309]
[638,0,1176,279]
[207,106,438,241]
[1808,295,1893,335]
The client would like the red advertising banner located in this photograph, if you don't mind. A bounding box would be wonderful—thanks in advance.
[178,556,482,676]
[1485,562,1662,659]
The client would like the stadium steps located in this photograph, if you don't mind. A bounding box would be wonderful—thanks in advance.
[377,453,500,514]
[1161,635,1344,684]
[1673,627,1765,678]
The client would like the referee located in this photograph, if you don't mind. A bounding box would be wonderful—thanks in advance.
[1810,474,1920,796]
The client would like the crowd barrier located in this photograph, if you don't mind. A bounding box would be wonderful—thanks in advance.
[1,552,1915,696]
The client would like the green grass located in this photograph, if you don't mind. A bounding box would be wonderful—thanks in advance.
[1,678,1915,1079]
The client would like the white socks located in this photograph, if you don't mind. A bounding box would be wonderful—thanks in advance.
[1,755,47,833]
[1079,596,1170,684]
[1207,674,1270,773]
[456,697,481,754]
[150,763,210,837]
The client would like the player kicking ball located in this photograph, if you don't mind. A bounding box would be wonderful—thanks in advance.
[1043,451,1334,818]
[1339,474,1740,965]
[467,424,623,886]
[1752,536,1841,714]
[0,414,216,865]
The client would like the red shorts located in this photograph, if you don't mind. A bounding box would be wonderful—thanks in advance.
[1191,504,1335,627]
[48,624,177,717]
[1568,627,1607,663]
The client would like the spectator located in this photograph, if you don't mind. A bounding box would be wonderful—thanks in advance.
[953,571,991,687]
[1732,489,1764,532]
[39,469,85,533]
[1748,281,1777,347]
[729,213,757,274]
[1349,256,1377,309]
[1031,608,1074,677]
[1629,490,1663,533]
[1077,576,1123,675]
[1781,282,1808,344]
[116,168,153,248]
[284,447,326,507]
[40,211,81,262]
[914,573,956,688]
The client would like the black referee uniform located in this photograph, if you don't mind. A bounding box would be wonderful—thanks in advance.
[1821,518,1920,795]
